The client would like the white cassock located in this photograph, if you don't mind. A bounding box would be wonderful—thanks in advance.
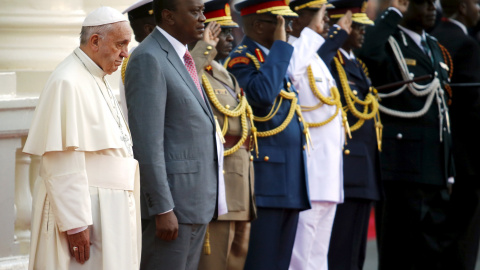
[287,27,345,270]
[24,47,141,270]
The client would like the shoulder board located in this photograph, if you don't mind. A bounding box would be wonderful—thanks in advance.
[227,56,251,68]
[121,54,131,85]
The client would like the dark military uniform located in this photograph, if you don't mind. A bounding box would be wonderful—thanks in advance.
[432,18,480,270]
[319,2,382,268]
[227,1,310,269]
[358,7,454,269]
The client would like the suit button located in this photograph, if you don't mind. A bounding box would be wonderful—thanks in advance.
[344,149,350,155]
[223,170,225,174]
[353,90,358,95]
[303,145,306,150]
[334,31,338,34]
[397,133,403,140]
[298,117,302,122]
[207,46,213,50]
[225,104,230,109]
[250,155,254,161]
[204,51,209,55]
[264,156,269,161]
[287,82,291,88]
[330,35,334,38]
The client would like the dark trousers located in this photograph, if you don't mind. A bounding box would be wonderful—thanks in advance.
[244,207,300,270]
[444,177,480,270]
[376,181,450,270]
[328,198,372,270]
[140,219,207,270]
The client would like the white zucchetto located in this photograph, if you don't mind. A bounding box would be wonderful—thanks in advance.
[82,6,128,27]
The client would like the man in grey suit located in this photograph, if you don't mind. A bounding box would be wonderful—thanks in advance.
[124,0,219,269]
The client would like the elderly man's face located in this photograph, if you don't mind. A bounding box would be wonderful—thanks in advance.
[97,21,132,75]
[170,0,206,44]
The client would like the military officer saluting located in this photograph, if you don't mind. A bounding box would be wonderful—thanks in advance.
[189,1,257,269]
[318,1,383,269]
[286,1,345,269]
[226,0,311,269]
[357,0,455,269]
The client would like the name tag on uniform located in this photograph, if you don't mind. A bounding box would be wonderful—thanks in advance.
[440,62,450,71]
[405,58,417,66]
[315,77,323,82]
[215,89,227,95]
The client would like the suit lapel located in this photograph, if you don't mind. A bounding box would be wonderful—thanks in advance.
[152,30,214,123]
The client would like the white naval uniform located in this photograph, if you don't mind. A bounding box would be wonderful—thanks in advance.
[287,27,345,270]
[24,47,141,270]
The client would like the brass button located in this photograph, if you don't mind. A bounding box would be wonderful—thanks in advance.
[287,82,291,88]
[225,104,230,109]
[250,155,254,161]
[204,51,209,55]
[264,156,269,161]
[344,149,350,155]
[334,31,338,34]
[330,35,333,38]
[353,90,358,95]
[298,117,302,122]
[223,170,225,174]
[303,145,306,150]
[207,46,213,50]
[396,133,403,140]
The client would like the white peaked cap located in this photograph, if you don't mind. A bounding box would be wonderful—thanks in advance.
[82,6,128,27]
[123,0,153,14]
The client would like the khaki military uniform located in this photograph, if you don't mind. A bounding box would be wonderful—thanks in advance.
[192,40,256,270]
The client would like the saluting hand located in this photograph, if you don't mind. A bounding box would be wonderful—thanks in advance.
[308,4,327,35]
[391,0,409,14]
[155,211,179,241]
[338,10,353,35]
[274,15,287,42]
[67,228,91,264]
[203,21,222,47]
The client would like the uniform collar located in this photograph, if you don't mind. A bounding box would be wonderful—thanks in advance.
[339,48,355,60]
[75,47,107,78]
[254,41,270,56]
[398,25,427,50]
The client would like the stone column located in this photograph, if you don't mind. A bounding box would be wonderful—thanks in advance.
[0,0,85,71]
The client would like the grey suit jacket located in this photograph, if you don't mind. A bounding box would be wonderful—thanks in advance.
[125,28,218,225]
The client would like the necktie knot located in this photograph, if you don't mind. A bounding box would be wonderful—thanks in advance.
[421,37,434,64]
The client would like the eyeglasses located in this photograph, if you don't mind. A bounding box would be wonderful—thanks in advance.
[220,28,233,36]
[257,18,293,29]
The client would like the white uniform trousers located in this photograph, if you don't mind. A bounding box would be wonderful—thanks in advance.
[289,201,337,270]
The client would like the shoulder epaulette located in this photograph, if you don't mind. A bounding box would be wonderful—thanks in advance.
[356,58,370,78]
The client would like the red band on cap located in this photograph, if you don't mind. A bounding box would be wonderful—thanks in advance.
[204,9,227,20]
[240,1,287,16]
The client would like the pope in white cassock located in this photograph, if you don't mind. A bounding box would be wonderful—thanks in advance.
[23,6,141,270]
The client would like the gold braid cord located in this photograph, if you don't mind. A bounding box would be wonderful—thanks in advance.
[121,54,130,85]
[303,65,343,129]
[438,42,454,105]
[202,74,258,157]
[241,53,312,152]
[334,57,383,151]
